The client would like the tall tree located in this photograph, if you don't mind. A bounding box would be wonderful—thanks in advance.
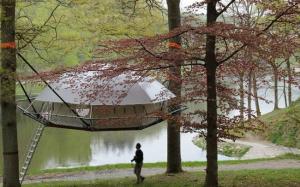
[239,71,245,120]
[199,1,298,186]
[252,71,261,116]
[247,70,252,119]
[271,62,280,110]
[1,0,21,186]
[166,0,182,173]
[287,59,292,105]
[204,1,219,186]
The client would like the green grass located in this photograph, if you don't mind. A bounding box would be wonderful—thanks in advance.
[33,153,300,175]
[24,169,300,187]
[260,99,300,148]
[193,137,251,158]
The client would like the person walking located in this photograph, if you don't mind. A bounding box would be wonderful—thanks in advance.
[131,143,145,184]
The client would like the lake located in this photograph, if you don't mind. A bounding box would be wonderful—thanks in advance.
[0,82,299,172]
[0,116,231,172]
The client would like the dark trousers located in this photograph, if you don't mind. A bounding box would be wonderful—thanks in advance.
[134,162,143,183]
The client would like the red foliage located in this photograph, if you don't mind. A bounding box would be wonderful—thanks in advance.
[19,0,300,140]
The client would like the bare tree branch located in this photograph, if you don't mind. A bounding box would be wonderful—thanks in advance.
[217,0,235,17]
[218,3,298,66]
[17,4,61,50]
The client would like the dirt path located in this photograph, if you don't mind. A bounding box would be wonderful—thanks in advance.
[23,159,300,184]
[233,135,300,159]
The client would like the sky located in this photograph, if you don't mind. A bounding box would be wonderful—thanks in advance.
[161,0,232,13]
[161,0,198,11]
[179,0,198,9]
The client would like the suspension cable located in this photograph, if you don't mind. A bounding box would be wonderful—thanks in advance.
[17,79,38,115]
[17,53,90,128]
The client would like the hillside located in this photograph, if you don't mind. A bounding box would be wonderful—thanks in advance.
[261,99,300,148]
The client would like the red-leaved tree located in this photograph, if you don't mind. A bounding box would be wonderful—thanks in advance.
[20,1,299,186]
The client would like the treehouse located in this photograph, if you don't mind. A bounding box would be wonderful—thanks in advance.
[18,70,180,131]
[17,60,186,183]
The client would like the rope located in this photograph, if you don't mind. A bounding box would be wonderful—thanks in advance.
[17,53,90,128]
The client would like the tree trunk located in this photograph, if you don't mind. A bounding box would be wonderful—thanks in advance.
[205,1,218,186]
[287,59,292,105]
[273,65,279,110]
[206,66,218,187]
[239,73,244,120]
[247,71,252,119]
[166,0,182,173]
[1,1,21,187]
[252,72,261,116]
[283,78,287,108]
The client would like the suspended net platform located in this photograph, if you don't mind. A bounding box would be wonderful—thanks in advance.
[18,70,184,131]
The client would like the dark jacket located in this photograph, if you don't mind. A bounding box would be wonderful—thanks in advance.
[132,149,143,163]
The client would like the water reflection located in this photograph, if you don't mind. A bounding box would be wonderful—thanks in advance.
[89,123,231,167]
[16,114,93,170]
[0,113,231,172]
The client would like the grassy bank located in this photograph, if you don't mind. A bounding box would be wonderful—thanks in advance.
[260,99,300,148]
[24,169,300,187]
[192,137,251,158]
[33,153,300,175]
